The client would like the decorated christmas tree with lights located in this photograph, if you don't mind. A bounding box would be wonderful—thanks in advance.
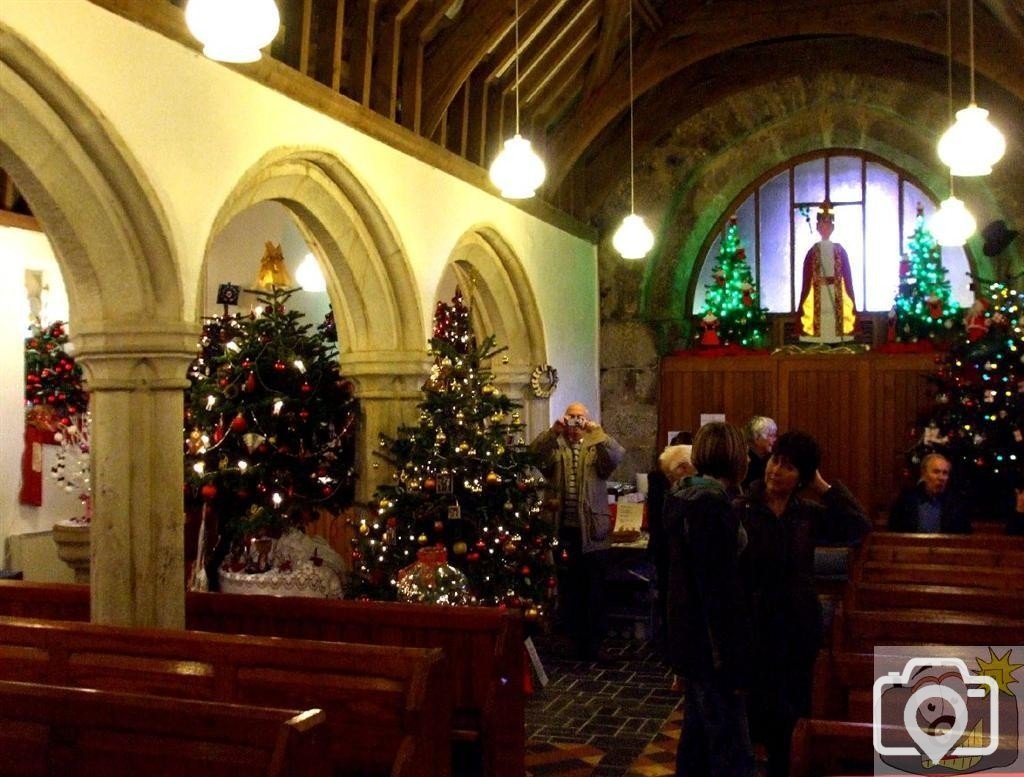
[696,216,768,348]
[349,289,554,615]
[24,320,88,427]
[891,205,960,341]
[184,284,358,583]
[909,281,1023,515]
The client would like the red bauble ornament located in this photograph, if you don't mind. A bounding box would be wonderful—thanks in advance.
[273,360,287,372]
[244,373,257,393]
[424,477,437,491]
[434,521,445,532]
[300,382,313,396]
[229,413,247,432]
[298,409,310,421]
[200,483,217,501]
[467,552,480,562]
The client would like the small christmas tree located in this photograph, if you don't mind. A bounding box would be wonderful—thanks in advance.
[696,216,768,348]
[892,204,960,341]
[24,320,88,427]
[349,289,554,615]
[184,285,358,578]
[909,281,1023,515]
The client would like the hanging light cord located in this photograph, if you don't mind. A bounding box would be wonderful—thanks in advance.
[627,2,636,213]
[514,0,521,134]
[968,0,976,103]
[947,0,956,197]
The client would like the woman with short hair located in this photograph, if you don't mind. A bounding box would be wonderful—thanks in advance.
[735,430,870,777]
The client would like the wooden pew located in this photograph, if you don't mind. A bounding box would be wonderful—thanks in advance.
[0,679,328,777]
[850,561,1024,589]
[188,591,525,777]
[0,580,89,620]
[860,543,1024,568]
[791,716,1019,777]
[0,581,524,777]
[789,719,879,777]
[0,615,448,777]
[862,532,1024,551]
[831,604,1024,654]
[847,581,1024,618]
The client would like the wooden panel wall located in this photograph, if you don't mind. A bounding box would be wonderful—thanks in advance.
[659,351,937,518]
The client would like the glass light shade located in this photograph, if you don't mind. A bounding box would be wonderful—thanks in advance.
[489,134,546,199]
[937,104,1006,176]
[185,0,280,64]
[929,196,977,246]
[612,213,655,259]
[295,253,326,292]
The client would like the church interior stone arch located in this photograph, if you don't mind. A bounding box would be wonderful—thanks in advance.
[442,227,550,439]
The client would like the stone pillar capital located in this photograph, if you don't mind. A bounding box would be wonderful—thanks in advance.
[72,321,199,391]
[342,350,431,398]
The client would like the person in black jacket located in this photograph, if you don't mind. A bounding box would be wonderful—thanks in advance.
[734,431,870,777]
[664,422,755,777]
[888,452,971,534]
[646,434,694,648]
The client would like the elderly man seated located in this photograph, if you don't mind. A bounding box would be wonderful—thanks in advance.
[888,452,971,533]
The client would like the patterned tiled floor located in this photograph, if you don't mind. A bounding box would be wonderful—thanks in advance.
[525,637,682,777]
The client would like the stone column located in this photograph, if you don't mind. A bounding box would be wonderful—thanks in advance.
[343,351,430,504]
[74,324,197,628]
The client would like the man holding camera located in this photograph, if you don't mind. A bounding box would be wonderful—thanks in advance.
[531,402,624,661]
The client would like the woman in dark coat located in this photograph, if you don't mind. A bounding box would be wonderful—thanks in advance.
[664,422,755,777]
[734,431,871,777]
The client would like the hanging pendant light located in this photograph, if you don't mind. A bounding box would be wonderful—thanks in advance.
[612,4,654,260]
[931,192,977,246]
[489,0,546,199]
[185,0,281,64]
[936,0,1005,175]
[932,4,976,247]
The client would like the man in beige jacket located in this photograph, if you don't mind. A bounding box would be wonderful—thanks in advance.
[531,402,625,661]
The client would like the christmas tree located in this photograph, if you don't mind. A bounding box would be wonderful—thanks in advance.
[184,285,358,577]
[24,320,88,428]
[696,216,768,348]
[349,289,554,615]
[910,281,1023,515]
[892,205,960,341]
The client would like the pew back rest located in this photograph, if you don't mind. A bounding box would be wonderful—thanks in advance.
[848,582,1024,618]
[862,532,1024,551]
[832,604,1024,653]
[850,561,1024,589]
[860,543,1024,568]
[789,719,883,777]
[0,580,89,620]
[186,590,525,777]
[0,679,327,777]
[0,616,448,777]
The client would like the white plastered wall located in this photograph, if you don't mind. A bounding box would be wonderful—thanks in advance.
[0,0,598,411]
[0,2,599,586]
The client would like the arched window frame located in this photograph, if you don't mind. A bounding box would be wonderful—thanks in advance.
[689,150,975,320]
